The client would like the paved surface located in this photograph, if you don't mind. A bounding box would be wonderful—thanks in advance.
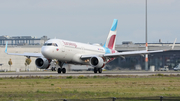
[0,71,180,77]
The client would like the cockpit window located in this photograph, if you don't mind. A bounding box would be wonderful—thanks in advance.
[44,43,58,47]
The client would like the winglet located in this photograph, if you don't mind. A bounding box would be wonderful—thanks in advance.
[5,41,8,53]
[171,38,177,50]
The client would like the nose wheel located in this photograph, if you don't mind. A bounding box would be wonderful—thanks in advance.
[51,67,56,71]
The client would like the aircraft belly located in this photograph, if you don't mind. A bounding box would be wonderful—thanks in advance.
[55,50,74,62]
[72,54,85,64]
[71,51,102,65]
[54,44,105,64]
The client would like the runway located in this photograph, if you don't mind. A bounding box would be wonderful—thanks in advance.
[0,71,180,77]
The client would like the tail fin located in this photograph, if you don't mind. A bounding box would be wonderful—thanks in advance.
[103,19,118,50]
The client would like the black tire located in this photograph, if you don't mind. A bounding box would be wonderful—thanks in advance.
[58,68,61,74]
[62,68,66,73]
[94,67,97,73]
[98,68,102,73]
[53,67,56,71]
[51,67,54,71]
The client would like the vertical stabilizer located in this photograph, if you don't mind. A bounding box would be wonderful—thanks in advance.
[103,19,118,50]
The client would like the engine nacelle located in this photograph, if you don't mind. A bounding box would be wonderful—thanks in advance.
[89,57,105,68]
[35,57,51,69]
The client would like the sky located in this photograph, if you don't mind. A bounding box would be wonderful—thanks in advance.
[0,0,180,44]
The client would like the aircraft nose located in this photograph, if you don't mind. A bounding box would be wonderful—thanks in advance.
[41,46,51,58]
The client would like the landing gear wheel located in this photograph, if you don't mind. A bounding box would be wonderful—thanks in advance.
[57,68,61,74]
[51,67,56,71]
[94,67,97,73]
[62,68,66,73]
[98,68,102,73]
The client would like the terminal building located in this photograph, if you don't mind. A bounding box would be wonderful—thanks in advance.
[0,35,48,46]
[107,41,180,71]
[0,37,180,71]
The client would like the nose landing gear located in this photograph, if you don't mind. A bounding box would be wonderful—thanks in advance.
[51,67,56,71]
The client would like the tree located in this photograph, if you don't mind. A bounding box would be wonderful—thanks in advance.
[8,59,12,71]
[24,63,27,71]
[25,58,31,70]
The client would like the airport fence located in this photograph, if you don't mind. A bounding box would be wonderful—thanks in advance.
[60,96,180,101]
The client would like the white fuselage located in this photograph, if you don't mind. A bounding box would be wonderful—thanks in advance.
[41,39,106,65]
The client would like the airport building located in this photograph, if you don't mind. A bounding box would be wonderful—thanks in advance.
[1,38,180,71]
[108,41,180,71]
[0,35,48,46]
[0,46,41,71]
[0,35,48,71]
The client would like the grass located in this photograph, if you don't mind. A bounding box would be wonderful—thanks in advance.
[0,75,180,100]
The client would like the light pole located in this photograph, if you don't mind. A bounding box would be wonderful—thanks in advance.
[145,0,148,71]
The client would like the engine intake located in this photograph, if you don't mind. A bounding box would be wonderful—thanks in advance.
[90,57,105,68]
[35,57,51,69]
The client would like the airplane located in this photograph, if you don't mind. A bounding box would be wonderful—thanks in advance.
[5,19,176,74]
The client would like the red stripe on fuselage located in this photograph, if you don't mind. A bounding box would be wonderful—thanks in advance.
[108,35,116,49]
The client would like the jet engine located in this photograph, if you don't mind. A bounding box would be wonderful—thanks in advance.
[35,57,51,69]
[89,57,105,68]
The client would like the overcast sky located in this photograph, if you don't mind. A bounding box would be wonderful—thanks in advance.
[0,0,180,44]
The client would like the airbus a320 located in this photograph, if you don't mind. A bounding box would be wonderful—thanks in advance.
[5,19,175,74]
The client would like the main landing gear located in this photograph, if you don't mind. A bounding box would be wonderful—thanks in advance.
[57,68,66,74]
[57,61,66,74]
[94,67,102,73]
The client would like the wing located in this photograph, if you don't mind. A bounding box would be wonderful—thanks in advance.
[5,42,43,58]
[81,38,177,59]
[6,52,43,57]
[103,50,163,58]
[81,50,164,59]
